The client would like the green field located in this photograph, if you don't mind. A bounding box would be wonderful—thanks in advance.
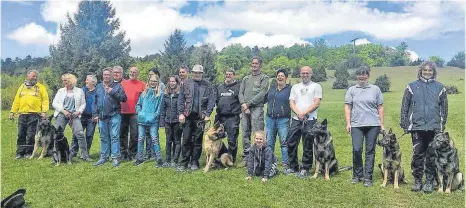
[1,66,464,207]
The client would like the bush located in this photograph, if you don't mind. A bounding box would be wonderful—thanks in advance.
[332,74,349,89]
[445,85,459,94]
[334,68,349,78]
[1,74,23,110]
[311,66,327,82]
[374,74,390,93]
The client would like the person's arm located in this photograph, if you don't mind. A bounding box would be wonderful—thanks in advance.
[247,76,269,107]
[52,89,64,113]
[263,147,273,180]
[378,105,384,131]
[160,95,167,123]
[92,88,99,120]
[344,104,352,133]
[400,85,413,131]
[238,77,246,105]
[247,147,255,176]
[10,85,22,113]
[155,93,164,118]
[439,86,448,132]
[109,85,127,102]
[135,94,143,115]
[76,89,86,114]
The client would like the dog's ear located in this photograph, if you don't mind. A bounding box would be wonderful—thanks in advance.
[444,132,450,138]
[213,121,220,129]
[322,118,327,126]
[388,128,393,135]
[381,129,386,137]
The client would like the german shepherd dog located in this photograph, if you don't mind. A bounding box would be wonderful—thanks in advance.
[29,115,54,160]
[431,132,464,193]
[203,122,234,173]
[377,128,407,191]
[310,119,340,180]
[52,126,72,166]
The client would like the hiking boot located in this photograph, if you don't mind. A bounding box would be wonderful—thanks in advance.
[363,180,373,187]
[161,162,170,168]
[155,159,164,168]
[15,154,23,159]
[423,174,434,193]
[411,178,423,192]
[93,159,108,166]
[283,168,297,176]
[351,178,363,184]
[297,170,309,179]
[134,160,144,166]
[170,162,178,168]
[190,164,199,171]
[112,159,120,167]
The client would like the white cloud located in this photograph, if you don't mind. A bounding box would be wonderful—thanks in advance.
[405,50,419,62]
[7,22,57,45]
[354,38,371,46]
[40,0,79,24]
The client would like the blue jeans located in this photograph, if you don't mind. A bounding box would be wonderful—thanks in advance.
[266,116,289,165]
[98,114,121,160]
[137,123,162,161]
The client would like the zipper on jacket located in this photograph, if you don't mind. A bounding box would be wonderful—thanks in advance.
[271,89,279,117]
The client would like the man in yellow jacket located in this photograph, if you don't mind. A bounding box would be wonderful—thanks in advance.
[9,69,49,159]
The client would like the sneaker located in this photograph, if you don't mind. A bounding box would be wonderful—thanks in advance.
[422,181,433,193]
[134,160,144,166]
[15,154,23,159]
[282,163,289,170]
[363,180,373,187]
[190,164,199,171]
[170,162,177,168]
[161,162,170,168]
[296,170,309,179]
[155,160,164,168]
[351,178,363,184]
[283,168,297,176]
[112,159,120,167]
[411,178,423,192]
[187,163,192,169]
[176,166,187,172]
[80,157,94,162]
[93,159,108,166]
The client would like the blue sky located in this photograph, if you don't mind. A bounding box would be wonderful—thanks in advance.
[1,0,465,61]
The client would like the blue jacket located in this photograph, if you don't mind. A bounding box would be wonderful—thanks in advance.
[136,88,164,125]
[92,82,127,120]
[82,86,96,116]
[400,71,448,132]
[266,84,291,118]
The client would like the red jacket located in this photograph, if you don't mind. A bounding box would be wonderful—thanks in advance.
[121,79,145,114]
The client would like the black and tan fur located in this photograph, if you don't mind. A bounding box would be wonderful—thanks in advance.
[29,115,54,160]
[52,126,72,166]
[310,119,340,180]
[377,128,407,191]
[430,132,464,193]
[203,122,234,173]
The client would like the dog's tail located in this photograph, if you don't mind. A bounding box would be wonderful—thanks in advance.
[338,166,352,172]
[220,153,234,167]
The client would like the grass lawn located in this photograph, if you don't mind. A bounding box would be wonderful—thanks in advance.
[1,66,464,207]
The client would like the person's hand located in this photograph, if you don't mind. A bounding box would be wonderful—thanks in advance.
[380,125,385,133]
[92,117,99,123]
[244,109,251,115]
[9,112,14,121]
[241,103,248,111]
[297,112,306,120]
[179,114,185,124]
[346,123,351,133]
[204,116,210,121]
[245,176,252,180]
[72,111,81,118]
[41,113,47,120]
[63,110,71,118]
[261,178,268,183]
[105,86,112,93]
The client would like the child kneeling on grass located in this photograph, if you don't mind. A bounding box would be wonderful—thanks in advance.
[245,131,279,182]
[134,74,164,167]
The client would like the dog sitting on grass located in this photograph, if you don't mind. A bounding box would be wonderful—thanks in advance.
[377,128,408,192]
[51,126,72,166]
[29,115,54,160]
[203,122,234,173]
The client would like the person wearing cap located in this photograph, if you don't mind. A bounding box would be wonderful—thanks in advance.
[9,69,49,159]
[400,61,448,193]
[238,56,269,167]
[215,68,241,163]
[265,69,292,169]
[120,66,146,160]
[177,64,215,171]
[344,66,384,187]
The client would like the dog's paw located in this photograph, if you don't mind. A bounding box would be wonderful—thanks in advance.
[380,184,387,188]
[55,163,60,167]
[203,168,209,173]
[324,176,330,181]
[37,156,43,160]
[311,175,318,179]
[394,188,399,192]
[445,189,451,194]
[437,189,444,193]
[67,162,72,165]
[28,156,34,159]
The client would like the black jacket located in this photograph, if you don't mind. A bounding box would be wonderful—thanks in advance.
[216,80,241,116]
[160,91,180,124]
[177,79,215,118]
[247,144,277,179]
[266,84,291,118]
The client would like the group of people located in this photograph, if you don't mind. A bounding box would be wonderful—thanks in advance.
[9,58,448,191]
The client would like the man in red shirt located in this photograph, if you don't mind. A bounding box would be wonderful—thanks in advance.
[120,66,146,160]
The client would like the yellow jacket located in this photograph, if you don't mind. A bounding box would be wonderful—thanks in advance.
[10,83,49,114]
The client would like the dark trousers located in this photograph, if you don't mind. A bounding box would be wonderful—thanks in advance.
[216,114,240,163]
[16,114,40,155]
[165,122,182,163]
[351,126,380,181]
[287,119,316,171]
[411,131,437,179]
[180,118,204,167]
[71,115,96,154]
[120,114,138,158]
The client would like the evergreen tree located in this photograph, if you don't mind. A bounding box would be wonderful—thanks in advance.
[160,29,187,81]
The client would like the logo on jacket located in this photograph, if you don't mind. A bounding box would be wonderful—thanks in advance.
[221,89,235,97]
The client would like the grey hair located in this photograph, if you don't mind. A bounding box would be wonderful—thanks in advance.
[27,69,39,75]
[87,74,98,85]
[113,65,123,72]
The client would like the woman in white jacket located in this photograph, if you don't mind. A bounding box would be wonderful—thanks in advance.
[52,73,92,161]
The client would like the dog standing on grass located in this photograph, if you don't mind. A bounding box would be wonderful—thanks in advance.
[430,132,464,193]
[203,122,234,173]
[311,119,351,180]
[377,128,407,191]
[29,115,54,160]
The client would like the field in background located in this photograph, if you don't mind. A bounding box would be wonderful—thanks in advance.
[1,66,464,207]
